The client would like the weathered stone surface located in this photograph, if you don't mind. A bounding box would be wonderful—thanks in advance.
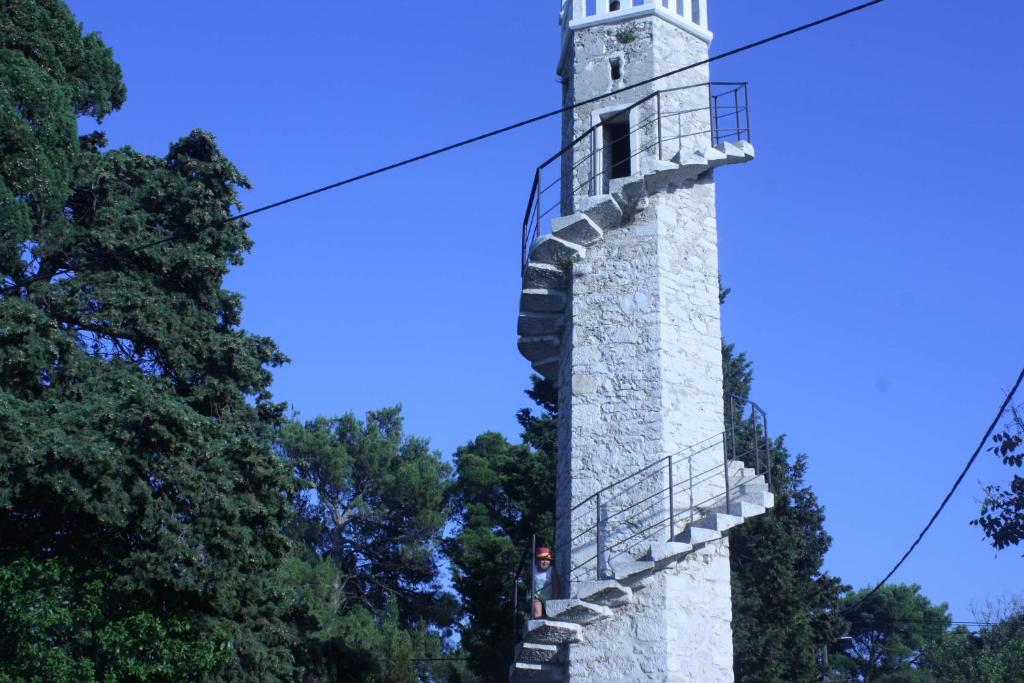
[518,313,565,338]
[609,174,647,209]
[552,213,604,247]
[720,500,766,519]
[681,525,721,546]
[693,512,743,533]
[645,541,693,564]
[523,619,583,645]
[576,194,623,230]
[518,336,560,362]
[511,662,563,683]
[530,234,585,267]
[545,599,614,625]
[571,580,633,608]
[515,642,562,665]
[714,140,747,162]
[523,262,569,291]
[608,558,655,582]
[521,288,568,315]
[698,145,728,167]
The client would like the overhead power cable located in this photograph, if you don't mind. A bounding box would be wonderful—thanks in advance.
[851,367,1024,608]
[1,0,888,295]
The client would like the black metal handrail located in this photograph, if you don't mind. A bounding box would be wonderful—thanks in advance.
[521,81,751,275]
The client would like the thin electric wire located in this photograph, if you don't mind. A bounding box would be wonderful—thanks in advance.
[1,0,888,295]
[850,367,1024,609]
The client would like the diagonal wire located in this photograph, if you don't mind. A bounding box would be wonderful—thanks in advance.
[1,0,888,295]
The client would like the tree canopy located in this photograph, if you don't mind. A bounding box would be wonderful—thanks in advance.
[972,405,1024,551]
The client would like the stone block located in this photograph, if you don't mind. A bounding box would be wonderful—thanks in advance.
[609,174,647,209]
[529,234,585,267]
[514,642,561,665]
[576,194,624,230]
[698,145,728,168]
[645,541,693,564]
[520,288,567,315]
[518,336,560,362]
[510,662,563,683]
[523,619,582,645]
[714,141,747,162]
[694,512,743,533]
[608,557,655,583]
[518,313,565,338]
[544,598,613,625]
[552,213,603,247]
[735,139,756,159]
[680,525,721,546]
[532,356,560,381]
[571,580,633,607]
[522,262,569,291]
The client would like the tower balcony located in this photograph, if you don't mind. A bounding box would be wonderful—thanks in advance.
[520,82,750,274]
[561,0,712,42]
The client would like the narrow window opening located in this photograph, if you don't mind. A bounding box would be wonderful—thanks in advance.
[603,112,632,181]
[610,58,622,81]
[691,0,702,24]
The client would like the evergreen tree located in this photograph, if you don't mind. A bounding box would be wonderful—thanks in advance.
[447,378,556,682]
[829,584,951,682]
[725,343,848,683]
[1,1,295,678]
[972,405,1024,551]
[278,408,460,682]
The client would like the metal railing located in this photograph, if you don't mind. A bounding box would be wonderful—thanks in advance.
[516,396,769,595]
[520,82,750,275]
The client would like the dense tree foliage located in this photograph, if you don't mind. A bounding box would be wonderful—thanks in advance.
[447,378,557,682]
[725,343,848,683]
[972,405,1024,551]
[278,408,460,682]
[923,599,1024,682]
[829,584,950,682]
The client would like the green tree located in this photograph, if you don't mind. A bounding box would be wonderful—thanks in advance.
[447,377,557,682]
[278,408,459,682]
[923,599,1024,682]
[972,405,1024,551]
[830,584,951,682]
[725,343,849,683]
[1,1,296,678]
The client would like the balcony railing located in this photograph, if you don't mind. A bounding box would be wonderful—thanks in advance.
[562,0,711,32]
[520,82,750,275]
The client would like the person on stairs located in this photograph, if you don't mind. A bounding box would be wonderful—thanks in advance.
[531,547,559,618]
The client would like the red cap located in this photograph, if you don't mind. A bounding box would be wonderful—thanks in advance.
[536,547,553,560]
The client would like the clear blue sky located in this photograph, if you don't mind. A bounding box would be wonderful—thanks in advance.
[68,0,1023,623]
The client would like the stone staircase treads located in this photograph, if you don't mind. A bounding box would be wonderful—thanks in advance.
[720,501,766,519]
[552,213,603,246]
[698,146,729,167]
[514,642,561,665]
[608,557,655,582]
[523,619,583,645]
[544,598,613,625]
[576,194,623,230]
[529,234,585,267]
[520,288,567,314]
[518,313,564,337]
[518,336,560,362]
[532,356,560,380]
[693,512,744,533]
[715,141,747,162]
[523,262,569,290]
[681,525,721,545]
[511,662,563,683]
[645,541,693,564]
[571,580,633,608]
[610,174,647,208]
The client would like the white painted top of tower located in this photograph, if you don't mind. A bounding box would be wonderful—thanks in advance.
[561,0,713,43]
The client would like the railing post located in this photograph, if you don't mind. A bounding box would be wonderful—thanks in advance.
[668,454,675,540]
[596,493,606,580]
[656,91,663,161]
[534,169,542,238]
[745,82,752,143]
[724,438,732,512]
[589,129,597,196]
[688,455,694,524]
[709,83,717,146]
[763,412,772,490]
[530,533,536,616]
[734,87,741,143]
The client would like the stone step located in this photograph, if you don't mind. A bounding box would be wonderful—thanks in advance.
[571,580,633,608]
[698,146,729,167]
[680,525,721,546]
[576,194,623,230]
[607,557,655,583]
[717,500,766,519]
[518,336,560,362]
[520,288,567,315]
[610,174,647,208]
[523,619,583,645]
[532,356,560,380]
[715,141,748,162]
[529,234,585,267]
[644,541,693,564]
[518,313,565,338]
[693,512,744,533]
[552,213,603,247]
[514,642,561,665]
[523,262,569,290]
[544,598,613,625]
[510,661,563,683]
[735,139,756,158]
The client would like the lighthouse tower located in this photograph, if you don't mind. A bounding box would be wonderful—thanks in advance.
[513,2,770,682]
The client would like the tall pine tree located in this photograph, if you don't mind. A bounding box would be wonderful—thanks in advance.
[1,1,295,678]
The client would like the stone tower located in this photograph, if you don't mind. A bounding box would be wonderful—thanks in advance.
[513,2,768,682]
